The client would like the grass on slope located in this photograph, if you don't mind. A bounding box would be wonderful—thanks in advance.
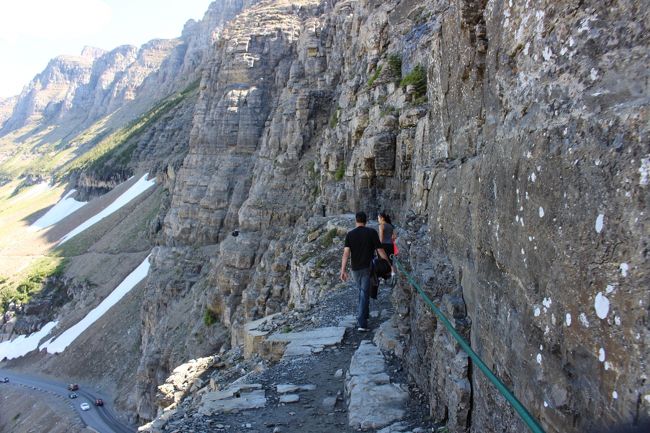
[0,256,66,313]
[0,181,68,314]
[0,117,110,180]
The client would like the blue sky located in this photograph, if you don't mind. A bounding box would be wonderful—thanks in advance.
[0,0,214,98]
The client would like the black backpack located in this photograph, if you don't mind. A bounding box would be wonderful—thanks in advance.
[372,257,391,280]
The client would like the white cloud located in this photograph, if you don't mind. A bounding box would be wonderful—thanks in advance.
[0,0,112,43]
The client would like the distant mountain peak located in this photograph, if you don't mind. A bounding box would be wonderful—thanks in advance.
[80,46,108,60]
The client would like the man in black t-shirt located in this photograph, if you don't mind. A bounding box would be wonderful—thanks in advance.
[340,211,390,331]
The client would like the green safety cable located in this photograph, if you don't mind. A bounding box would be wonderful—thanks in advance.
[392,256,546,433]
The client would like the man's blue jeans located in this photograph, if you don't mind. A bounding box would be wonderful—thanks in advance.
[351,268,371,328]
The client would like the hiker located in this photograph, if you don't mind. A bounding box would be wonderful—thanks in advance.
[340,211,390,331]
[378,211,397,280]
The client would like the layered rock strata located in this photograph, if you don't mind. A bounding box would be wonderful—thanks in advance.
[135,0,648,431]
[137,0,329,420]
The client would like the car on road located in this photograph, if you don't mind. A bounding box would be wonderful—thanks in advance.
[68,384,79,391]
[94,399,104,406]
[1,377,8,383]
[69,393,78,399]
[80,402,90,411]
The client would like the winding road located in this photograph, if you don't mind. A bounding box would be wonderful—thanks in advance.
[0,369,135,433]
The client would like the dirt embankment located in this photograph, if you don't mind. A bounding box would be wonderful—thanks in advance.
[0,383,92,433]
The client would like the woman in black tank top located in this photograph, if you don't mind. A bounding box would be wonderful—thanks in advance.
[378,212,396,276]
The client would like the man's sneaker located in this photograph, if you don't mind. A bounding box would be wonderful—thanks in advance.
[357,327,369,332]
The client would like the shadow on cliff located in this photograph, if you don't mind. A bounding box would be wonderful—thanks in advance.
[589,420,650,433]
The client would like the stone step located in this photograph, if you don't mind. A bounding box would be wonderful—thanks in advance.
[346,340,408,430]
[242,313,346,361]
[266,326,346,358]
[198,383,266,416]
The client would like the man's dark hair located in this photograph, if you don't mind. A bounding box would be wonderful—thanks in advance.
[355,212,367,224]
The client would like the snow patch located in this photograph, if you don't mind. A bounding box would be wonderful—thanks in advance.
[530,172,537,183]
[619,263,629,277]
[595,214,604,233]
[590,68,599,81]
[32,189,87,229]
[40,255,151,354]
[612,391,618,400]
[536,353,542,364]
[594,292,610,319]
[539,207,544,218]
[542,298,552,309]
[534,307,541,317]
[0,321,58,360]
[59,173,156,244]
[598,348,605,362]
[565,313,572,326]
[606,284,615,294]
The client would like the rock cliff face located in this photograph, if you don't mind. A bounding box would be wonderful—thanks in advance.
[0,42,176,138]
[136,0,328,419]
[315,1,648,431]
[1,50,102,133]
[125,0,648,430]
[0,96,17,126]
[5,0,647,432]
[0,1,258,141]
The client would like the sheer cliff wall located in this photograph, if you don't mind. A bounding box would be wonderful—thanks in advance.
[133,0,648,431]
